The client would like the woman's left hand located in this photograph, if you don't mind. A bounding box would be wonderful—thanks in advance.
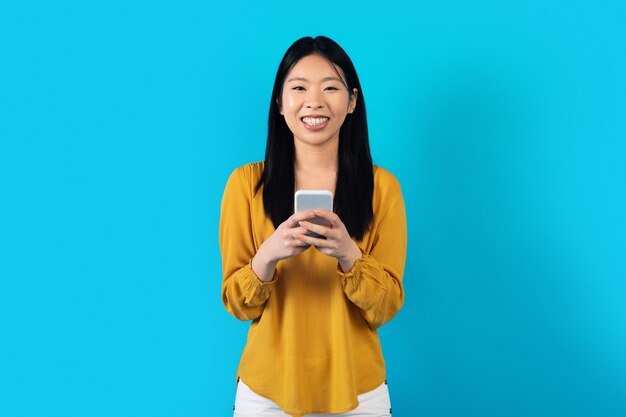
[297,209,363,272]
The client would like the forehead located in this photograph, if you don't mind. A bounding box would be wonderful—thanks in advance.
[285,54,346,81]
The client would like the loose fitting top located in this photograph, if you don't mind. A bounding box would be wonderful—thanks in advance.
[219,161,407,417]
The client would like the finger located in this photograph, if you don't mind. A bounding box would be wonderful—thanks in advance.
[291,226,313,237]
[312,209,341,227]
[285,211,317,227]
[290,237,310,247]
[295,232,335,249]
[298,220,330,237]
[288,231,311,247]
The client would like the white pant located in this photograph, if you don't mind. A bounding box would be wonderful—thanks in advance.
[233,379,392,417]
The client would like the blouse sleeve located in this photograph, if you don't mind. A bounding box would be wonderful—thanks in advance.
[337,175,407,329]
[219,167,276,321]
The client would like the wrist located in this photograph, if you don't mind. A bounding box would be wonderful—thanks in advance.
[338,243,362,273]
[252,245,278,282]
[257,243,278,266]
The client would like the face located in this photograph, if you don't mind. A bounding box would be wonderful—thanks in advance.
[279,54,358,149]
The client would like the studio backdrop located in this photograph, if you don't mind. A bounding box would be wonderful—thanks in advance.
[1,1,624,416]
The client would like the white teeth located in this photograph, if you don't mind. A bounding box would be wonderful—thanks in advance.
[302,117,329,126]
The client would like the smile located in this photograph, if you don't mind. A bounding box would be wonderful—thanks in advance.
[301,116,330,127]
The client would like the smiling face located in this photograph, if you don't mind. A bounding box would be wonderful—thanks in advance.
[279,54,358,149]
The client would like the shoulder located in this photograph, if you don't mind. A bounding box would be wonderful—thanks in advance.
[371,166,405,225]
[373,165,402,194]
[222,162,265,202]
[372,165,404,214]
[227,161,264,187]
[232,161,264,180]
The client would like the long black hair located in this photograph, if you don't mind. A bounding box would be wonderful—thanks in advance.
[255,36,374,241]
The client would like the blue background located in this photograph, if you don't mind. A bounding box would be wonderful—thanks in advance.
[1,1,625,416]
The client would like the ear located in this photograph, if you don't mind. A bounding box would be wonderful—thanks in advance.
[348,88,358,113]
[276,98,283,115]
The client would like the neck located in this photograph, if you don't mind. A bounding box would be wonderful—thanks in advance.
[293,137,339,175]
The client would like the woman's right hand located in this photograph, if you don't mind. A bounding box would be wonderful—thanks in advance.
[251,211,317,282]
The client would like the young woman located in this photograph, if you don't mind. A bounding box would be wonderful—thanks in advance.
[219,36,407,417]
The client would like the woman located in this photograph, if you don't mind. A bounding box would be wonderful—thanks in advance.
[219,36,407,417]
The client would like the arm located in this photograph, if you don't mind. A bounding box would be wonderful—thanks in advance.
[219,167,275,321]
[219,167,315,321]
[337,180,407,329]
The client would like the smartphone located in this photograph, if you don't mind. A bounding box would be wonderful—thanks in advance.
[294,190,333,238]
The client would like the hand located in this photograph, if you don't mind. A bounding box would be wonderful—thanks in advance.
[252,210,317,282]
[296,209,363,272]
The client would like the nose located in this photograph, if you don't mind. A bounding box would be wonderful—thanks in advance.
[305,89,324,109]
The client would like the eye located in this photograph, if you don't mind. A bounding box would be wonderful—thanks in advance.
[291,86,305,91]
[324,86,339,91]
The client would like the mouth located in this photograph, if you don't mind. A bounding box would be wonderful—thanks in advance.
[301,116,330,130]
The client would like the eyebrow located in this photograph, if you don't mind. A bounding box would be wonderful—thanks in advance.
[286,76,345,83]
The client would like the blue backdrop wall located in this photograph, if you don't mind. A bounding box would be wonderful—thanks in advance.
[1,1,625,416]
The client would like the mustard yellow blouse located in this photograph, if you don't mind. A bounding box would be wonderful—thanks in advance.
[219,161,407,417]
